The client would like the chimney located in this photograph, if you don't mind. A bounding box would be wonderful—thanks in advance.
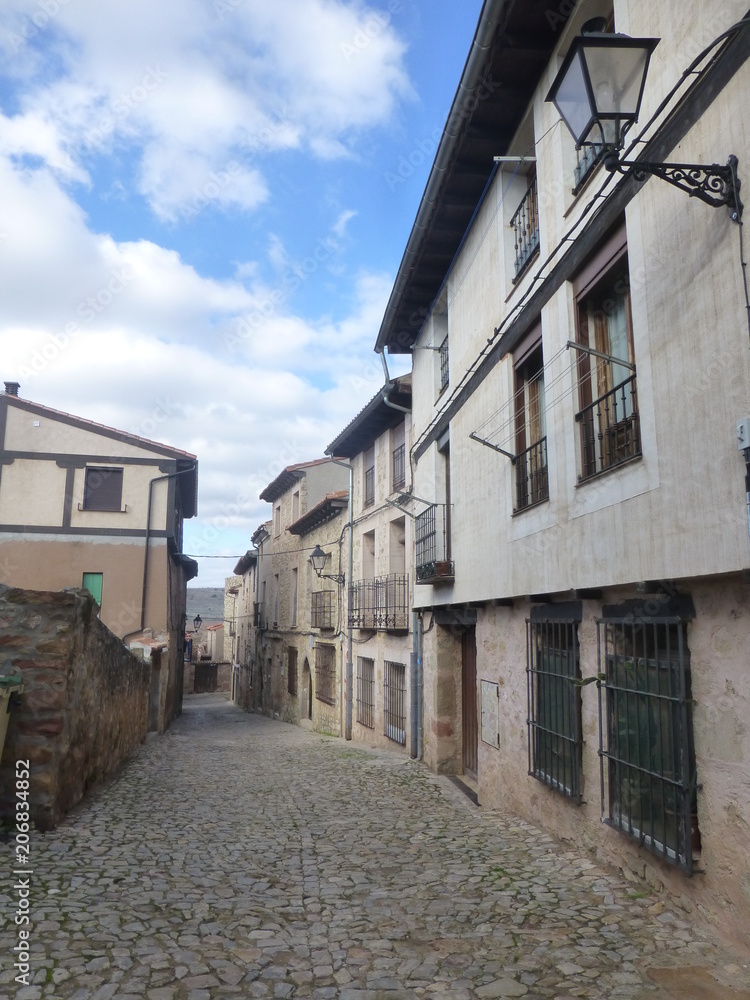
[3,382,20,397]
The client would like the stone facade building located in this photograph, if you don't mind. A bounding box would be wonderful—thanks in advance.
[373,0,750,952]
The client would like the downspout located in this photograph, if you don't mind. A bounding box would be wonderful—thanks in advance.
[124,463,196,642]
[327,456,354,740]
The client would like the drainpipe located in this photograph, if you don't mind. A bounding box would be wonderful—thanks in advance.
[124,463,196,642]
[378,351,412,414]
[327,456,354,740]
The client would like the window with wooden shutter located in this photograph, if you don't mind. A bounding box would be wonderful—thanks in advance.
[83,467,124,511]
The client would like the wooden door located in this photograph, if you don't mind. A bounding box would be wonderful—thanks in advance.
[462,627,478,777]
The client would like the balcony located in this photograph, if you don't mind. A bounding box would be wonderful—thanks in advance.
[510,175,540,281]
[311,590,336,630]
[415,504,453,585]
[348,574,409,631]
[576,375,641,481]
[515,436,549,512]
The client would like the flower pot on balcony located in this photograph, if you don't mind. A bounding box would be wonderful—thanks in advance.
[433,561,453,577]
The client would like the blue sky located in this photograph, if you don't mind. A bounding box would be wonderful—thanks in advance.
[0,0,484,586]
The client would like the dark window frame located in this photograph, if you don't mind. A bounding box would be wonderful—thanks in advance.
[514,340,548,512]
[82,467,124,512]
[315,643,336,705]
[357,656,375,728]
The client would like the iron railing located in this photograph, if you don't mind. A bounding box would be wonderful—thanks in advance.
[384,660,407,744]
[597,617,697,873]
[315,643,336,706]
[510,175,540,280]
[348,574,409,631]
[357,656,375,728]
[439,336,450,391]
[515,436,549,511]
[392,443,406,490]
[415,503,453,583]
[576,375,640,480]
[311,590,335,630]
[364,465,375,507]
[526,620,582,800]
[573,143,603,192]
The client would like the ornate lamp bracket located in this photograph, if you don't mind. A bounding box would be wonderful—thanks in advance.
[603,152,743,221]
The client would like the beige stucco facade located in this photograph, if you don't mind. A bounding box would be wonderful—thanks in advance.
[0,388,198,732]
[377,0,750,954]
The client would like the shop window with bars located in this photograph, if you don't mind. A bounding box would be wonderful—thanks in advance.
[83,467,124,511]
[287,646,298,696]
[384,660,406,744]
[315,643,336,705]
[311,590,334,630]
[526,616,582,800]
[597,614,699,873]
[357,657,375,728]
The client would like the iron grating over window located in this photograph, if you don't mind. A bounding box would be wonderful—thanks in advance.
[348,574,409,631]
[597,615,699,873]
[315,643,336,705]
[392,443,406,491]
[311,590,335,630]
[526,618,582,800]
[83,467,124,511]
[357,657,375,729]
[439,336,449,391]
[384,660,406,744]
[510,173,540,280]
[287,646,298,696]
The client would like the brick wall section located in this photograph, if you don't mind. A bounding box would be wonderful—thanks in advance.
[0,584,150,830]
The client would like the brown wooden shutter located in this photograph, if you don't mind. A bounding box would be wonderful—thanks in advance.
[84,467,124,511]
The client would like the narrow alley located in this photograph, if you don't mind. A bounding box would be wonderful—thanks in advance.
[2,694,748,1000]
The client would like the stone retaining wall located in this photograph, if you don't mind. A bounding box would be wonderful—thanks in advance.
[0,584,150,830]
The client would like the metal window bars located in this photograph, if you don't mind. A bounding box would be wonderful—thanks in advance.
[510,175,540,280]
[576,375,641,480]
[364,465,375,507]
[515,436,549,511]
[573,143,604,193]
[384,660,407,744]
[526,620,582,800]
[439,336,449,391]
[311,590,335,630]
[348,574,409,631]
[357,656,375,728]
[596,617,698,874]
[315,643,336,705]
[415,504,453,583]
[392,443,406,490]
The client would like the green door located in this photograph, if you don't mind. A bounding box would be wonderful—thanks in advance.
[82,572,103,607]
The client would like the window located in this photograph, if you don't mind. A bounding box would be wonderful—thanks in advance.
[287,646,298,696]
[273,573,279,627]
[362,529,375,580]
[83,467,123,511]
[82,572,103,607]
[363,446,375,507]
[291,568,298,626]
[391,422,406,491]
[357,657,375,728]
[575,231,640,480]
[439,335,449,392]
[315,643,335,705]
[514,339,548,511]
[526,613,582,800]
[292,490,300,522]
[311,590,334,630]
[274,504,282,536]
[510,167,540,281]
[597,611,699,872]
[384,661,406,744]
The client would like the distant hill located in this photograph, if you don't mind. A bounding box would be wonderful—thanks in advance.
[186,587,224,626]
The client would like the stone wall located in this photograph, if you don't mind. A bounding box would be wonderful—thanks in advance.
[0,584,150,830]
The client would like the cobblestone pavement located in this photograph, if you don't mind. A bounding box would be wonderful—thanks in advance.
[2,694,749,1000]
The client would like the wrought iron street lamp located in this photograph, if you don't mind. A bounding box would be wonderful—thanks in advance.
[193,614,202,631]
[546,22,742,220]
[310,544,345,585]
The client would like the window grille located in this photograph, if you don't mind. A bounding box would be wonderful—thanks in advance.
[348,574,409,631]
[415,504,452,582]
[526,619,582,800]
[287,647,298,696]
[577,376,640,479]
[516,437,549,510]
[357,657,375,728]
[315,643,336,705]
[597,616,698,873]
[439,336,449,391]
[311,590,335,629]
[83,467,124,511]
[384,660,406,744]
[392,443,406,491]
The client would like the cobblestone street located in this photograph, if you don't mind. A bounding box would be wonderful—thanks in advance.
[2,694,749,1000]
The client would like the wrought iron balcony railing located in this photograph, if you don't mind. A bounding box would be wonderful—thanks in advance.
[576,375,641,481]
[348,574,409,631]
[515,436,549,512]
[415,503,453,584]
[510,175,540,280]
